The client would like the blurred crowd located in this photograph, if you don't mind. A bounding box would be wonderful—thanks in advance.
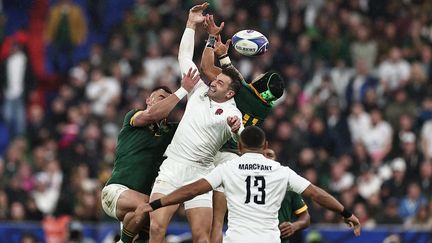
[1,0,432,231]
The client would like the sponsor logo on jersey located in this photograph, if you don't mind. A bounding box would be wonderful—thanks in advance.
[238,163,272,171]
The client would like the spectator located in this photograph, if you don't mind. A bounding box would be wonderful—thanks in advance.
[316,21,351,66]
[376,198,404,225]
[325,99,351,156]
[399,182,427,220]
[0,43,33,139]
[0,190,8,220]
[398,132,422,180]
[378,47,410,92]
[350,25,377,69]
[329,162,354,193]
[348,103,371,143]
[421,119,432,161]
[381,158,408,203]
[85,68,121,116]
[357,168,382,200]
[418,161,432,198]
[353,202,376,228]
[404,205,432,230]
[33,159,63,215]
[406,62,429,105]
[10,201,26,221]
[19,233,38,243]
[360,108,393,166]
[345,59,378,108]
[384,89,416,129]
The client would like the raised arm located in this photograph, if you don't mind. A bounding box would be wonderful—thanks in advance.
[131,68,200,127]
[201,15,224,81]
[178,3,207,76]
[302,184,361,236]
[134,178,213,223]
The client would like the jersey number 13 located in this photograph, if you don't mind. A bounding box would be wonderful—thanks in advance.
[245,176,266,204]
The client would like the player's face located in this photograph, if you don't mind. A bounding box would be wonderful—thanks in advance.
[208,73,235,102]
[146,89,170,108]
[264,148,276,160]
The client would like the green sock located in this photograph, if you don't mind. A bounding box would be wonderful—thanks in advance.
[134,229,149,243]
[120,228,135,243]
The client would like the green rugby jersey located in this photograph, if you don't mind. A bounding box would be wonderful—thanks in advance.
[106,109,177,195]
[278,191,308,243]
[221,81,272,152]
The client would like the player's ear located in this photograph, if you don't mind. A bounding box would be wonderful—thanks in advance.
[263,141,268,150]
[226,90,235,99]
[145,97,151,106]
[238,141,244,154]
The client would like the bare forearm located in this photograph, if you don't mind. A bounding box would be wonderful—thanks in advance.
[186,21,196,30]
[201,47,221,80]
[293,212,310,231]
[160,179,212,206]
[146,95,180,121]
[303,185,344,213]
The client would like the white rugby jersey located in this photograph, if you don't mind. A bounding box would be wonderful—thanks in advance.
[164,28,243,167]
[204,153,311,243]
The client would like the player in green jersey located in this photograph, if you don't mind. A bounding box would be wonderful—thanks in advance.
[265,149,311,243]
[101,68,200,243]
[200,15,285,243]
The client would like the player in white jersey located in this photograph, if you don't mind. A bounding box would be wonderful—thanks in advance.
[148,3,244,243]
[137,126,361,243]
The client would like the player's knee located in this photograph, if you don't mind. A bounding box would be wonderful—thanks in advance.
[192,234,209,243]
[149,220,167,237]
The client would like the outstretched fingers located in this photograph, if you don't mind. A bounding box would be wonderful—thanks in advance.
[191,2,209,12]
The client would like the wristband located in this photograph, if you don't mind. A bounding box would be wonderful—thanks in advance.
[218,53,228,59]
[206,35,217,48]
[340,208,352,218]
[149,199,162,210]
[219,55,232,66]
[174,87,188,99]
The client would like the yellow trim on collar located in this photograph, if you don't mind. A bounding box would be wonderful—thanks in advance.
[130,111,144,126]
[247,84,270,106]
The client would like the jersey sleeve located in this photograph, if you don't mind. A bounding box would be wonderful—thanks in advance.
[291,193,308,216]
[285,166,311,194]
[203,164,224,189]
[123,109,141,127]
[178,27,206,97]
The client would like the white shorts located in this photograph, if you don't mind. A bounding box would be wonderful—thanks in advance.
[151,158,213,210]
[101,184,129,219]
[214,151,240,192]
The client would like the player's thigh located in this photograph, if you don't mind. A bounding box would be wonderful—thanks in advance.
[186,207,213,236]
[212,191,227,224]
[116,189,150,220]
[149,192,179,229]
[101,184,131,220]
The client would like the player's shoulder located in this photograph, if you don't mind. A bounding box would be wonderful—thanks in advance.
[123,109,143,124]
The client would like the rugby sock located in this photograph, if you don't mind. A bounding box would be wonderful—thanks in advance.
[120,228,134,243]
[134,229,149,243]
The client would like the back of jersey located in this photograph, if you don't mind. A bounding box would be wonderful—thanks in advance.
[221,153,290,243]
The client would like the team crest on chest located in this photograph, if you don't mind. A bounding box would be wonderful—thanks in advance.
[215,108,223,115]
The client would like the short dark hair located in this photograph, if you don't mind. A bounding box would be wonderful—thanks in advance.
[151,86,172,94]
[240,126,266,148]
[221,66,242,95]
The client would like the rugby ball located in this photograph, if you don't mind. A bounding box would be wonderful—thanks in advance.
[232,30,269,56]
